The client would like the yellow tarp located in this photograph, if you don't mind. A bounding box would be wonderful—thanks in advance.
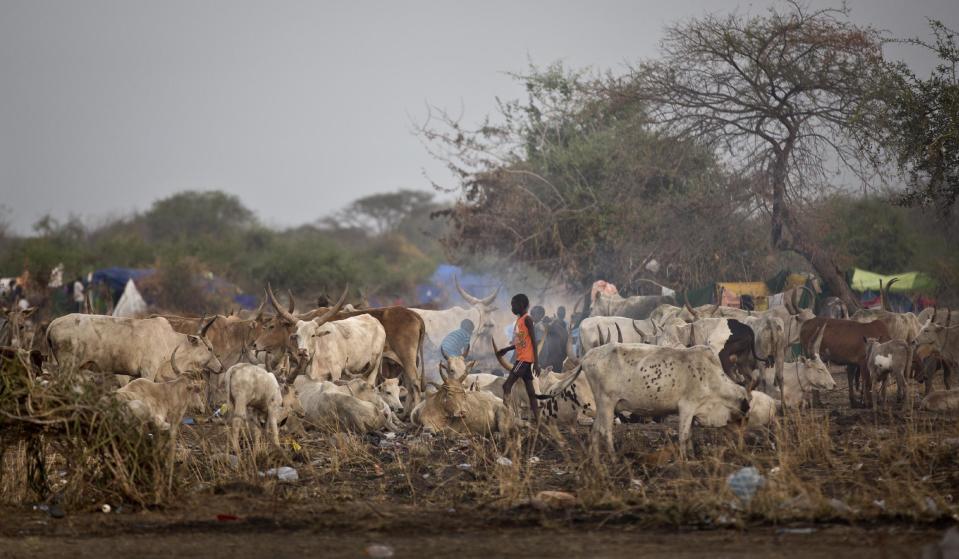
[717,282,770,297]
[849,269,936,293]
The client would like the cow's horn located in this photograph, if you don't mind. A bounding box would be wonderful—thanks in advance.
[312,285,349,328]
[253,299,265,321]
[683,293,700,321]
[267,283,298,324]
[286,289,296,314]
[454,275,499,306]
[198,315,216,338]
[440,345,451,362]
[632,320,645,339]
[883,277,899,311]
[812,323,827,357]
[170,346,183,377]
[596,324,606,346]
[491,337,512,373]
[615,323,623,343]
[461,343,470,359]
[797,285,816,312]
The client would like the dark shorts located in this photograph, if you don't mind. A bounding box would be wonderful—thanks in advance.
[511,361,533,379]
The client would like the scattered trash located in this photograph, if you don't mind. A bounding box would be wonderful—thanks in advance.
[261,466,299,482]
[383,432,397,440]
[630,479,644,490]
[776,527,817,535]
[365,544,395,558]
[182,417,195,425]
[853,463,863,471]
[922,526,959,559]
[531,490,576,510]
[287,438,302,452]
[726,467,765,503]
[714,514,735,526]
[922,475,931,482]
[924,497,940,515]
[216,514,240,522]
[495,456,513,467]
[828,498,856,515]
[456,463,472,470]
[100,504,111,514]
[422,473,430,479]
[552,468,567,476]
[873,499,886,511]
[528,456,541,465]
[768,466,781,476]
[33,504,49,513]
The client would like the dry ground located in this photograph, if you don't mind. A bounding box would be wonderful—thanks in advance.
[1,366,957,556]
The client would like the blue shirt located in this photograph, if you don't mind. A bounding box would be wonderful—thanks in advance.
[440,328,472,358]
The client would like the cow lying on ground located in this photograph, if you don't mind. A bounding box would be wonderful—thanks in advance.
[920,390,959,413]
[225,363,296,447]
[760,324,835,408]
[746,391,779,430]
[115,349,205,430]
[544,343,749,456]
[292,375,402,433]
[410,353,515,435]
[466,372,530,415]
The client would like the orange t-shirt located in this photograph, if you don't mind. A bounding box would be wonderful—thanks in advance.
[513,313,535,363]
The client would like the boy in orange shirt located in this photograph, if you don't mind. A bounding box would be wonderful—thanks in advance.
[496,293,540,422]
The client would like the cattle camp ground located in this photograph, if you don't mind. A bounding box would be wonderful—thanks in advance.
[4,3,959,556]
[1,264,958,557]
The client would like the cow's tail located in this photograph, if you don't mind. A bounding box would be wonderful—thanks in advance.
[539,365,584,400]
[45,322,59,367]
[417,318,426,395]
[223,366,234,411]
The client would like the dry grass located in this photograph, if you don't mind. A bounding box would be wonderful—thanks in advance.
[2,353,958,528]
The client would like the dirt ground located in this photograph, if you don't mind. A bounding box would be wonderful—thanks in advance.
[1,366,957,557]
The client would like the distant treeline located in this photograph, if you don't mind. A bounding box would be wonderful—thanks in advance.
[0,189,448,313]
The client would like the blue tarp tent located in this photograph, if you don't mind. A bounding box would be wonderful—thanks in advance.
[417,264,507,308]
[91,268,155,301]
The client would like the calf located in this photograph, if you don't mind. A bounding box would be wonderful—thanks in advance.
[225,363,295,447]
[746,391,779,430]
[116,375,205,431]
[863,337,911,404]
[920,390,959,413]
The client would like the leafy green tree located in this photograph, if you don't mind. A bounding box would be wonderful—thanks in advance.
[144,191,256,242]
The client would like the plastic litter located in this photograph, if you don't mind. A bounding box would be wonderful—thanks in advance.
[456,463,472,470]
[261,466,299,482]
[777,527,817,535]
[100,504,111,513]
[726,467,765,503]
[828,498,855,515]
[365,544,394,558]
[495,456,513,467]
[182,417,195,425]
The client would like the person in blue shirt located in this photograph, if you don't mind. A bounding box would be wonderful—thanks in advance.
[440,319,474,359]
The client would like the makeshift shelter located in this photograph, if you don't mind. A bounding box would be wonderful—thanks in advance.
[113,279,147,318]
[849,268,936,312]
[417,264,506,309]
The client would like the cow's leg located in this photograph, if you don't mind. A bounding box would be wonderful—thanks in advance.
[590,397,616,459]
[846,365,859,408]
[895,366,907,404]
[944,361,953,391]
[266,409,280,447]
[860,360,873,408]
[677,406,695,460]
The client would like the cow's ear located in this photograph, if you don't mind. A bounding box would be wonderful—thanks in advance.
[188,335,201,345]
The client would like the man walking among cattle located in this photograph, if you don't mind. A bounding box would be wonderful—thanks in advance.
[495,293,540,423]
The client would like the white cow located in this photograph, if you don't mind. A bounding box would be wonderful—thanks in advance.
[759,324,834,408]
[115,350,206,430]
[47,314,222,382]
[225,363,296,447]
[292,375,402,433]
[546,343,750,456]
[746,391,780,430]
[292,313,386,384]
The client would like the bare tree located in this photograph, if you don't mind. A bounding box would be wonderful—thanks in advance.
[635,2,890,305]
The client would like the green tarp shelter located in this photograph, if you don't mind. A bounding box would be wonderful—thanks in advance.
[849,268,936,293]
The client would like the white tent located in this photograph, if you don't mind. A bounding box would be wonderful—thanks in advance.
[113,279,147,318]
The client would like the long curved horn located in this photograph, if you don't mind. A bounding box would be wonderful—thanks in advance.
[267,283,297,324]
[440,345,450,362]
[812,323,827,356]
[198,315,216,337]
[462,343,470,359]
[596,324,606,346]
[798,285,817,312]
[312,285,350,328]
[170,346,183,376]
[454,275,499,306]
[253,299,265,321]
[883,277,899,311]
[632,320,645,339]
[491,337,513,373]
[683,293,700,321]
[286,289,296,314]
[615,323,623,343]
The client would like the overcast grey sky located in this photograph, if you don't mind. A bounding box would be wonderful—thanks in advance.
[1,0,955,234]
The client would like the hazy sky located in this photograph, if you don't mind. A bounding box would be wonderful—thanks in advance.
[1,1,955,234]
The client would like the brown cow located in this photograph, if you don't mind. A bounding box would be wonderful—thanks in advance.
[253,285,426,409]
[800,317,891,408]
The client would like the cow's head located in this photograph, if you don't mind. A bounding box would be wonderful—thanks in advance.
[454,275,500,340]
[377,377,404,414]
[796,354,836,390]
[433,351,472,419]
[174,317,223,375]
[914,311,956,358]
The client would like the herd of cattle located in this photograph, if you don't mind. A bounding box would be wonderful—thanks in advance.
[1,276,957,457]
